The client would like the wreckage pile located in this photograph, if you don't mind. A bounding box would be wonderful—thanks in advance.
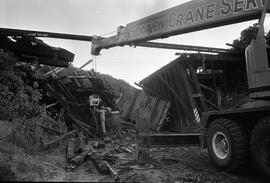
[0,36,142,181]
[63,128,137,181]
[37,65,139,181]
[1,26,267,182]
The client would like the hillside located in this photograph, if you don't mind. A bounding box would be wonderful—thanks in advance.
[95,72,142,118]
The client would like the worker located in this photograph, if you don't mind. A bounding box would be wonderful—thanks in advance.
[89,94,107,135]
[96,105,106,134]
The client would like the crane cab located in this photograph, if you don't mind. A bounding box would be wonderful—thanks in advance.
[245,33,270,99]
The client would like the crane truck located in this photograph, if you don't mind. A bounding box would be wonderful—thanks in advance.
[90,0,270,179]
[0,0,269,179]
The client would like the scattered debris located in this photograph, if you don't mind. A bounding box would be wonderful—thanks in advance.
[104,161,120,182]
[69,148,94,169]
[0,26,265,182]
[92,141,106,149]
[90,153,110,175]
[42,130,78,150]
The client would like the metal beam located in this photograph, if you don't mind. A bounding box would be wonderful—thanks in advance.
[92,0,265,55]
[136,41,228,53]
[126,0,264,43]
[58,75,98,79]
[0,27,93,41]
[150,133,201,147]
[79,59,93,69]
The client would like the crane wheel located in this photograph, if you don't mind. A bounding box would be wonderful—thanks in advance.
[207,118,248,172]
[250,117,270,179]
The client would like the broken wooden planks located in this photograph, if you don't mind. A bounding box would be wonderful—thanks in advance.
[42,129,78,150]
[104,161,120,182]
[136,108,151,164]
[70,148,94,166]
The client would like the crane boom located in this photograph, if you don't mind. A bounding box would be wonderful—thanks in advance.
[91,0,266,55]
[136,42,229,53]
[0,27,93,41]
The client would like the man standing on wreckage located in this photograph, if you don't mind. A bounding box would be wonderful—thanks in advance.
[89,94,120,136]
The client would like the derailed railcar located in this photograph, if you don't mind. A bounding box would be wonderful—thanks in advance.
[139,52,270,177]
[139,53,248,133]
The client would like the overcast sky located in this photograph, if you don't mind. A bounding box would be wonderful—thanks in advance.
[0,0,261,86]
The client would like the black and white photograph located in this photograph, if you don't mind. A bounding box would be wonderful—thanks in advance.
[0,0,269,182]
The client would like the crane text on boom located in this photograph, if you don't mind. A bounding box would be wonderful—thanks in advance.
[130,0,264,39]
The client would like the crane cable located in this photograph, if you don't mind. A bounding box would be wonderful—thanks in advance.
[100,30,117,37]
[90,30,117,73]
[92,55,97,73]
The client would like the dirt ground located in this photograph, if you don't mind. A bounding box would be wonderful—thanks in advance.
[37,147,266,183]
[4,146,262,183]
[0,120,268,183]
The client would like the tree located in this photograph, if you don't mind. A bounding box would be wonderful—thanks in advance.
[231,26,259,51]
[231,25,270,53]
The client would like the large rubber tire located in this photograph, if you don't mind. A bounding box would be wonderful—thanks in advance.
[207,118,248,172]
[250,117,270,179]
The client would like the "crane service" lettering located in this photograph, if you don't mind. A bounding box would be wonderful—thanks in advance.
[138,0,263,37]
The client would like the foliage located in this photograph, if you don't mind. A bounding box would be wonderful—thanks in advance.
[231,25,270,53]
[0,49,45,152]
[232,26,259,50]
[95,72,136,98]
[0,49,44,120]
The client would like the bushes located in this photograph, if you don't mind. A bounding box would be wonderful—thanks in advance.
[0,49,45,153]
[0,49,44,120]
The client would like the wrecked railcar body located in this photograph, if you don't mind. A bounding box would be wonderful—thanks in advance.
[41,70,119,138]
[138,53,255,146]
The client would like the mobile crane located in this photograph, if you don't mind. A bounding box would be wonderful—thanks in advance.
[1,0,269,179]
[91,0,270,178]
